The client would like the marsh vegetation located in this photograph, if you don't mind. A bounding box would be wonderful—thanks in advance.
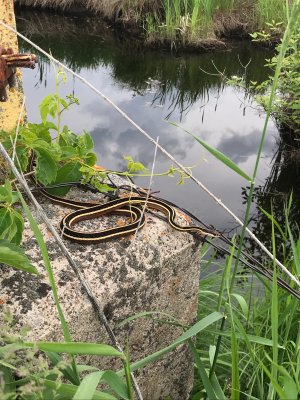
[1,1,300,399]
[15,0,290,49]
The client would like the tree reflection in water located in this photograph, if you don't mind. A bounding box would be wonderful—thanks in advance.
[243,127,300,261]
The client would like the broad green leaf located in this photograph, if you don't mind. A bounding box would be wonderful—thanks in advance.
[15,145,30,171]
[0,239,37,274]
[83,130,94,150]
[27,122,53,142]
[35,148,58,185]
[60,98,69,109]
[0,181,15,205]
[59,129,77,147]
[0,186,10,202]
[4,180,12,204]
[1,208,25,245]
[39,94,57,123]
[85,152,97,166]
[1,218,17,243]
[0,208,13,238]
[169,122,253,182]
[60,146,78,159]
[23,342,124,358]
[124,155,146,173]
[282,375,298,400]
[10,210,24,245]
[48,161,82,196]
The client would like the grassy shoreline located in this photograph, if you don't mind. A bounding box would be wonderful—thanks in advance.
[14,0,290,51]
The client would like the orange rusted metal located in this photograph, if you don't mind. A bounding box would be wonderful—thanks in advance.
[0,45,37,102]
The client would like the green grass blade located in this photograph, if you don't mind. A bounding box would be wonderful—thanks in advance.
[188,340,219,400]
[259,207,286,240]
[115,310,181,329]
[76,365,100,373]
[208,330,284,348]
[269,208,278,400]
[231,308,265,397]
[191,133,252,182]
[225,243,240,400]
[260,360,285,399]
[128,312,223,372]
[23,342,124,358]
[0,365,16,394]
[0,344,25,357]
[45,352,80,386]
[231,294,249,319]
[210,372,227,400]
[0,360,16,370]
[286,216,300,275]
[229,311,240,400]
[73,371,106,400]
[282,375,298,400]
[17,189,80,384]
[101,371,130,400]
[17,190,72,343]
[168,121,252,182]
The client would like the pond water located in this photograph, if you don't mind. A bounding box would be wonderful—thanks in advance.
[16,10,278,235]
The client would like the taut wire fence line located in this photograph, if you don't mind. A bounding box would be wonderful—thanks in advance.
[0,19,298,289]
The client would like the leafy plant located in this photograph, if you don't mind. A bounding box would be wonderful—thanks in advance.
[232,24,300,134]
[256,30,300,133]
[0,180,23,245]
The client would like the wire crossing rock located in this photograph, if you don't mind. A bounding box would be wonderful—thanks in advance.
[0,189,202,399]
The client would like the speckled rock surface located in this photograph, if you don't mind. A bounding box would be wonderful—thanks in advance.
[0,188,202,399]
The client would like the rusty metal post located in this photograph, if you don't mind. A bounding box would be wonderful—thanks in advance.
[0,47,37,102]
[0,0,25,132]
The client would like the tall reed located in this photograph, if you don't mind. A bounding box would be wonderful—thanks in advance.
[256,0,289,25]
[16,0,291,43]
[193,1,300,398]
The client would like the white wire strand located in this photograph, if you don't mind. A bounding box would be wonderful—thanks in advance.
[1,19,298,288]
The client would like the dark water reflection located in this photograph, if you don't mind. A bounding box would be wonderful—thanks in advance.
[16,10,280,235]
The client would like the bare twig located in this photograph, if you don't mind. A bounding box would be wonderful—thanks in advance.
[12,95,26,163]
[0,20,298,288]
